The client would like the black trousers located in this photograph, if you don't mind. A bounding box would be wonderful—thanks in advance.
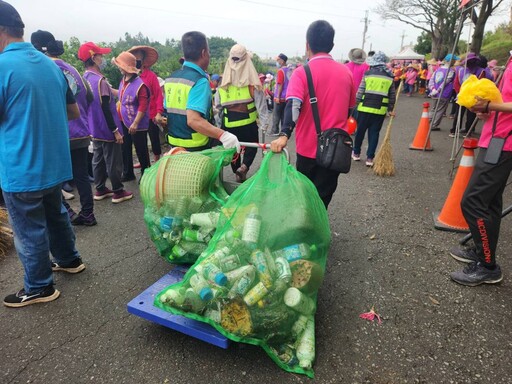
[223,117,259,173]
[70,147,94,215]
[461,148,512,267]
[296,153,340,209]
[122,124,150,178]
[148,120,162,156]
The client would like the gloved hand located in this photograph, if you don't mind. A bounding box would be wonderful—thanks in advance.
[219,131,241,153]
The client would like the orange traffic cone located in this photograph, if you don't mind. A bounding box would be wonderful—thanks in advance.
[409,102,433,151]
[433,138,478,232]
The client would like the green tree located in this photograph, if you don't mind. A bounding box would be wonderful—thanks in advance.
[480,22,512,64]
[414,32,431,55]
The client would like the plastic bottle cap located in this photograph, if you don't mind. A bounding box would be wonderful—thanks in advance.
[215,273,228,286]
[199,287,213,301]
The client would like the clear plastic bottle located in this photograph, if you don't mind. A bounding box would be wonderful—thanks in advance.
[183,288,204,313]
[190,212,220,228]
[227,265,256,298]
[283,287,316,315]
[172,196,189,229]
[189,273,214,301]
[296,318,315,369]
[202,263,228,286]
[218,253,243,273]
[250,249,273,288]
[291,314,310,338]
[159,287,186,306]
[188,196,204,213]
[273,243,317,263]
[242,207,261,249]
[225,265,254,286]
[182,228,212,243]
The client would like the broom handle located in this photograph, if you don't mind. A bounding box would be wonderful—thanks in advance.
[381,80,404,142]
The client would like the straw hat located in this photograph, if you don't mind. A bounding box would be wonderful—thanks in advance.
[348,48,367,64]
[112,51,139,74]
[128,45,159,67]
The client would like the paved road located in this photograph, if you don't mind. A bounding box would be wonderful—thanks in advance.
[1,95,511,384]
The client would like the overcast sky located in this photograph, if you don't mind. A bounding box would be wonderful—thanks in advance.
[8,0,512,61]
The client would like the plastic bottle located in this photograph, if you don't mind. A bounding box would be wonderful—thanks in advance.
[291,315,310,338]
[283,287,316,315]
[172,196,189,229]
[159,216,174,232]
[190,212,220,228]
[218,253,243,273]
[225,265,254,286]
[182,228,212,243]
[250,250,273,288]
[243,281,269,306]
[189,273,214,301]
[208,246,231,265]
[149,225,169,251]
[296,318,315,369]
[228,265,256,298]
[242,207,261,249]
[204,302,222,323]
[273,243,317,263]
[170,241,207,260]
[159,287,186,306]
[202,263,228,286]
[188,196,204,213]
[183,288,204,313]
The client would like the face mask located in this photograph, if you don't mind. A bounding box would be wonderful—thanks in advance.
[136,60,142,69]
[275,61,281,68]
[98,57,107,70]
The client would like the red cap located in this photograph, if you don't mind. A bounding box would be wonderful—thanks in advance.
[78,42,112,62]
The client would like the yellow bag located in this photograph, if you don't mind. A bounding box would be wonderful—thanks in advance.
[457,75,502,108]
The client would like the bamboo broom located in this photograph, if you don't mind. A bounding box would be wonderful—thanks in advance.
[372,80,403,177]
[0,208,13,257]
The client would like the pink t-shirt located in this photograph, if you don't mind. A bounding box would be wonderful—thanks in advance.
[479,61,512,151]
[286,54,356,159]
[345,61,369,89]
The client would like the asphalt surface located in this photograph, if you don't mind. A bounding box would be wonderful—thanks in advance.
[1,95,511,384]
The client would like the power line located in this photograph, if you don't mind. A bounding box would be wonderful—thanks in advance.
[238,0,362,19]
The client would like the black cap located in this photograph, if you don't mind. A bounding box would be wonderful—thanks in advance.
[0,1,24,28]
[278,53,288,62]
[31,30,64,56]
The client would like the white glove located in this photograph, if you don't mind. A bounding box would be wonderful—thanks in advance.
[219,131,241,153]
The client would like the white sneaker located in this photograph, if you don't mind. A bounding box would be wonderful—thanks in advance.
[351,153,361,161]
[62,190,75,200]
[366,158,374,167]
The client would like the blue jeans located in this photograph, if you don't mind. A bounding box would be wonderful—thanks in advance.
[3,185,80,293]
[353,111,386,159]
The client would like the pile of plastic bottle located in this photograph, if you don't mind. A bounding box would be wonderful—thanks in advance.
[158,205,323,371]
[144,195,223,264]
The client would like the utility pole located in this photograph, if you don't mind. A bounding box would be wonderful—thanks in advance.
[400,30,407,50]
[361,10,370,50]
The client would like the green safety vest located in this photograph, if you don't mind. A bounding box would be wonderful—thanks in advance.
[357,73,393,115]
[164,66,210,149]
[217,85,257,128]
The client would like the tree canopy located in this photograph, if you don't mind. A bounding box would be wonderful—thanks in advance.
[59,33,271,86]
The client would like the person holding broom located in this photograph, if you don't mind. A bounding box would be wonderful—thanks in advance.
[351,51,396,167]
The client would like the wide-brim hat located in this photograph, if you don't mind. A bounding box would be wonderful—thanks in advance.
[426,58,437,65]
[228,44,253,69]
[462,52,479,64]
[112,51,139,74]
[348,48,367,64]
[128,45,159,67]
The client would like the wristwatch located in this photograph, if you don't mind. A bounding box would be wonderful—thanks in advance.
[278,132,290,139]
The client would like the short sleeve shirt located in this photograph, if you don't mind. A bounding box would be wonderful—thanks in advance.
[0,42,72,192]
[286,54,356,158]
[183,61,211,118]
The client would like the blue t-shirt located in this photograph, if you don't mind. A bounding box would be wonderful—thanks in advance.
[0,42,72,192]
[183,61,211,117]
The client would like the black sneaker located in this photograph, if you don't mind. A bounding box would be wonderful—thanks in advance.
[52,258,86,274]
[450,262,503,287]
[3,286,60,308]
[450,246,479,263]
[72,212,97,226]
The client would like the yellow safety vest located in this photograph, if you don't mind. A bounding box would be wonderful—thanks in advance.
[217,85,257,128]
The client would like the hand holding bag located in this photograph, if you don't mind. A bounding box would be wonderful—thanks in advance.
[304,64,353,174]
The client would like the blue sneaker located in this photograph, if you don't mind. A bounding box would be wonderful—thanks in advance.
[449,246,479,263]
[450,262,503,287]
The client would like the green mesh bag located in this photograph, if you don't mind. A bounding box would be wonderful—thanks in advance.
[154,152,331,378]
[140,146,235,264]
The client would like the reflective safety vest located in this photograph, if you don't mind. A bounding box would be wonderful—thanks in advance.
[164,66,210,149]
[217,85,257,128]
[357,70,393,115]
